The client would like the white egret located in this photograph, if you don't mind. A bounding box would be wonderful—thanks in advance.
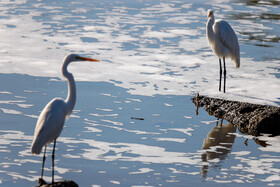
[206,9,240,93]
[30,54,99,184]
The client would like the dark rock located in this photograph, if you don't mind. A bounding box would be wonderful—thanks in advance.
[35,178,78,187]
[192,94,280,136]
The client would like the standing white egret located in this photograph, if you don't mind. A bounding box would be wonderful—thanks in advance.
[30,54,99,184]
[206,9,240,93]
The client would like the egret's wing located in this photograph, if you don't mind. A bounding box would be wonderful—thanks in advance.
[31,98,66,154]
[214,20,240,67]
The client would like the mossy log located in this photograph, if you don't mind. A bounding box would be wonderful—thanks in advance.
[192,94,280,136]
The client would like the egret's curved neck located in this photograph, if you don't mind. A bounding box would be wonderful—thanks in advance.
[206,16,215,43]
[62,62,76,116]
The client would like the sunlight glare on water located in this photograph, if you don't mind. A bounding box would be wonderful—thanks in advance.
[0,0,279,104]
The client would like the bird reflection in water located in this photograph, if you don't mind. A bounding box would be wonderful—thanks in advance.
[201,120,236,178]
[244,137,269,147]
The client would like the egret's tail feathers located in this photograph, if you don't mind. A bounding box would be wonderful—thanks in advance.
[232,56,240,68]
[234,58,240,68]
[30,139,43,155]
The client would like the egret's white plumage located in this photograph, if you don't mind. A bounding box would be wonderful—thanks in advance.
[206,9,240,92]
[30,53,99,183]
[31,98,66,154]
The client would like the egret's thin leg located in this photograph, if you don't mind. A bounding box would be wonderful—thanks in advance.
[220,118,224,127]
[219,58,222,91]
[51,139,56,184]
[41,146,47,179]
[223,57,226,93]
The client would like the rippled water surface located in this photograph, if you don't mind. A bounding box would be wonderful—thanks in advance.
[0,0,280,186]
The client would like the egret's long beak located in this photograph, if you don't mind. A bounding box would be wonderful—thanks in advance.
[207,11,212,18]
[78,56,99,62]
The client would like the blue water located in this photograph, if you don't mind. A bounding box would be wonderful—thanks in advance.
[1,73,280,186]
[0,0,280,186]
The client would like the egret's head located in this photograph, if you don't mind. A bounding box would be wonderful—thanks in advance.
[207,9,214,18]
[61,54,99,74]
[64,54,99,64]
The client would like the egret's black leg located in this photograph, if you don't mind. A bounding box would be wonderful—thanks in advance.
[220,118,224,127]
[216,118,224,128]
[52,139,56,184]
[219,58,222,92]
[223,57,226,93]
[41,146,47,179]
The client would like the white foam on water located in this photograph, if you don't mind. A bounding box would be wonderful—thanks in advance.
[0,0,279,107]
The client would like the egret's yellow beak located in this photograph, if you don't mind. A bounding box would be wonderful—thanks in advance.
[77,56,99,62]
[207,11,212,18]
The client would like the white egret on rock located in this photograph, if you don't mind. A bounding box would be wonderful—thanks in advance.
[30,54,99,184]
[206,9,240,93]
